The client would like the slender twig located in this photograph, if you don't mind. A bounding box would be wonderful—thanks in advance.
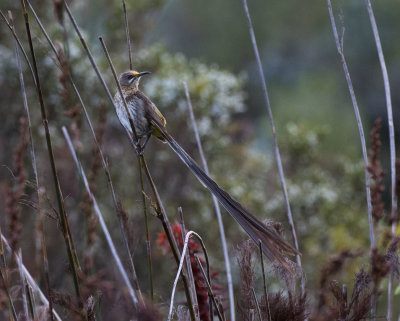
[9,11,55,319]
[326,0,374,251]
[0,270,18,320]
[17,250,31,321]
[194,255,225,321]
[141,163,154,301]
[0,10,36,86]
[25,279,35,319]
[168,231,220,321]
[242,0,304,294]
[0,225,18,321]
[251,288,262,321]
[3,20,40,279]
[19,0,82,300]
[340,284,348,320]
[249,309,255,321]
[326,3,377,318]
[25,0,145,304]
[183,82,236,321]
[1,234,63,321]
[42,230,55,321]
[167,230,190,320]
[10,12,55,320]
[364,2,398,321]
[10,9,40,208]
[364,2,397,224]
[121,0,133,70]
[179,207,200,320]
[259,241,271,321]
[63,127,140,307]
[189,234,216,319]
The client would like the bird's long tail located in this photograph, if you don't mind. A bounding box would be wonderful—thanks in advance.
[159,129,299,271]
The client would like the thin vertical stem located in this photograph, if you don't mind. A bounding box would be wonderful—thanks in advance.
[365,1,397,320]
[140,163,154,301]
[42,231,55,321]
[194,255,224,321]
[326,0,374,251]
[10,9,40,214]
[25,279,35,320]
[17,250,31,321]
[63,127,139,307]
[121,0,133,70]
[326,1,376,317]
[251,288,262,321]
[168,231,221,321]
[0,10,35,85]
[259,241,271,321]
[179,208,200,320]
[340,284,348,320]
[183,82,235,321]
[0,270,18,320]
[9,11,56,318]
[242,0,304,295]
[0,225,18,321]
[19,0,82,300]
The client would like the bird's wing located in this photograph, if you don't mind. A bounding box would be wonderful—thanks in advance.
[134,91,167,129]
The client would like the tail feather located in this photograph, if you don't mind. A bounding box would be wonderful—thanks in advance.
[157,128,299,271]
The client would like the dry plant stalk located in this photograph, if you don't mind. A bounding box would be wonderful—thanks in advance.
[19,0,82,301]
[326,0,374,250]
[364,1,398,319]
[368,118,385,223]
[237,240,255,321]
[6,116,28,251]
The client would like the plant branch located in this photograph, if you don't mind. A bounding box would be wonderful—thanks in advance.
[121,0,133,70]
[364,1,397,320]
[326,0,374,248]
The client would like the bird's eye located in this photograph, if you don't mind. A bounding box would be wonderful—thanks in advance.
[127,74,134,80]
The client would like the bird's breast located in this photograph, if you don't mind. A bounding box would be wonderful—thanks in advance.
[114,93,150,138]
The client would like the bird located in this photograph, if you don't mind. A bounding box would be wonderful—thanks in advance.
[113,70,299,271]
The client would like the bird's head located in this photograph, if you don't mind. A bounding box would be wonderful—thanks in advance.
[118,70,151,89]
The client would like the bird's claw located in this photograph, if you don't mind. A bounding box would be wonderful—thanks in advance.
[132,131,152,156]
[133,140,144,156]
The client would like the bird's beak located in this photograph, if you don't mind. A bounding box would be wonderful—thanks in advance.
[138,71,151,77]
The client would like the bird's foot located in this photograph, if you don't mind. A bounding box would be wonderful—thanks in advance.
[133,130,153,156]
[140,131,153,151]
[133,140,144,156]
